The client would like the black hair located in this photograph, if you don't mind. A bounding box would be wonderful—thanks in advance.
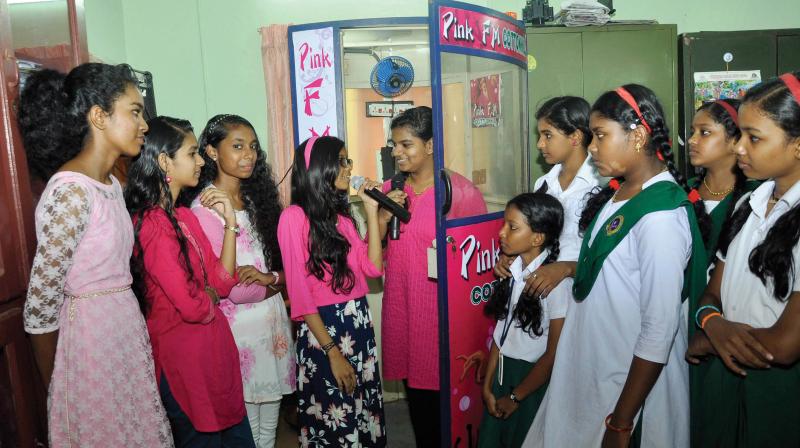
[579,84,694,233]
[291,136,356,294]
[690,99,747,247]
[719,72,800,301]
[535,96,592,147]
[17,63,138,180]
[125,116,196,313]
[484,193,564,337]
[390,106,433,141]
[180,114,283,270]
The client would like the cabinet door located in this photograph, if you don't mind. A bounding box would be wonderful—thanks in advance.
[778,35,800,74]
[582,28,678,148]
[527,31,583,185]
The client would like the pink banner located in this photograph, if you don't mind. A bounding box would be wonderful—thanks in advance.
[446,217,503,447]
[439,6,527,64]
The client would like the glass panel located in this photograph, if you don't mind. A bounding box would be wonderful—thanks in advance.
[341,26,431,182]
[10,0,72,89]
[0,347,19,447]
[441,52,528,217]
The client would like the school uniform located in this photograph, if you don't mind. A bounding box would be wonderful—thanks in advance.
[692,179,800,447]
[478,251,570,448]
[533,155,602,262]
[525,171,707,448]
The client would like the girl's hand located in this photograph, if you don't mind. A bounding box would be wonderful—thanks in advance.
[236,265,275,286]
[357,178,382,214]
[601,429,632,448]
[379,189,408,223]
[200,188,236,224]
[482,389,500,418]
[494,396,519,419]
[328,348,357,394]
[524,262,569,298]
[494,254,513,279]
[686,332,717,364]
[703,317,773,375]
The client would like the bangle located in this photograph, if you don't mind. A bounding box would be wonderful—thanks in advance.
[605,414,633,433]
[701,311,723,329]
[509,390,521,404]
[694,305,722,328]
[224,223,239,234]
[321,341,336,356]
[270,271,280,285]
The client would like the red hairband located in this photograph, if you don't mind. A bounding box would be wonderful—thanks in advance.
[304,136,319,169]
[615,87,652,134]
[714,100,739,127]
[780,73,800,106]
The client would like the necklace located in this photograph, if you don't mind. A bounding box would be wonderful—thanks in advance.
[703,177,734,197]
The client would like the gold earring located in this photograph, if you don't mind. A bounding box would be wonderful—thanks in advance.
[635,142,642,153]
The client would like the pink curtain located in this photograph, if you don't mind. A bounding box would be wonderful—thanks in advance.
[259,25,295,207]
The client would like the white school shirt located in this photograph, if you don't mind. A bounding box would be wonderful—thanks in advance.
[533,155,602,262]
[704,199,721,214]
[524,171,691,448]
[493,251,570,363]
[719,179,800,328]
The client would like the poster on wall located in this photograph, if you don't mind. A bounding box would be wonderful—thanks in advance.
[290,26,339,143]
[693,70,762,109]
[446,218,503,447]
[471,75,501,127]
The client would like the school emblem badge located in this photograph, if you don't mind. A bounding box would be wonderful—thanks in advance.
[605,215,624,236]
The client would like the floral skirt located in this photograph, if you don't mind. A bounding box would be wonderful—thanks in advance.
[296,297,386,447]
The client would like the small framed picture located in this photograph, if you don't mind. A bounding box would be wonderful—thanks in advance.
[366,101,414,118]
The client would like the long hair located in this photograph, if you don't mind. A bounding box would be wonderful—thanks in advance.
[181,114,283,270]
[689,99,747,247]
[484,193,564,337]
[719,72,800,301]
[17,63,137,180]
[579,84,694,233]
[291,136,355,294]
[125,116,196,313]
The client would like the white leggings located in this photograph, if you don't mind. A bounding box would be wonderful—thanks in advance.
[245,400,282,448]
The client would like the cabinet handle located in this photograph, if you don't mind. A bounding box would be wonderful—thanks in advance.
[4,49,19,88]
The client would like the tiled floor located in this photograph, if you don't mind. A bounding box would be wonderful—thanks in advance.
[276,399,414,447]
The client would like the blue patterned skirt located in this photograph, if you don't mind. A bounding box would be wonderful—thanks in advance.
[296,297,386,447]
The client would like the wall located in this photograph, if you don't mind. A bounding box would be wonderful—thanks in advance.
[83,0,799,158]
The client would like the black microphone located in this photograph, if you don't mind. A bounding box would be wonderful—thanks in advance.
[388,173,407,240]
[351,176,411,223]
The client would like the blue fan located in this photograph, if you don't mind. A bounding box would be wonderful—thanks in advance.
[370,56,414,98]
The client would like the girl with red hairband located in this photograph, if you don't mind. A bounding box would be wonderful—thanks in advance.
[687,99,759,265]
[277,136,387,446]
[525,84,707,447]
[688,72,800,446]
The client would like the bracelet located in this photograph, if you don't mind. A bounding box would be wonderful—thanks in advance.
[509,390,521,404]
[270,271,280,285]
[224,223,240,234]
[694,305,722,328]
[321,341,336,356]
[701,311,723,329]
[605,414,633,433]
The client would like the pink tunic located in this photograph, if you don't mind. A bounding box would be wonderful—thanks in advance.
[23,172,172,447]
[381,172,487,390]
[277,205,383,321]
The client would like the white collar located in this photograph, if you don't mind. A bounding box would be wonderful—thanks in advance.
[509,250,550,283]
[544,155,596,191]
[642,170,676,189]
[749,179,800,219]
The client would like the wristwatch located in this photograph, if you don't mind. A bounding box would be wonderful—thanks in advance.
[509,390,521,404]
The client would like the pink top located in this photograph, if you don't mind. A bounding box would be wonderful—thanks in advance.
[139,207,244,432]
[278,205,383,320]
[381,172,487,390]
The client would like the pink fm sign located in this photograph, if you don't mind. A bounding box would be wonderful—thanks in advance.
[445,217,503,446]
[438,6,527,65]
[291,26,339,142]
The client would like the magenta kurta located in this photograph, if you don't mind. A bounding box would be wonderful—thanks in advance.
[381,172,487,390]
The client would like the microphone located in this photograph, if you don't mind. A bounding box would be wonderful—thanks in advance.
[351,175,411,223]
[388,173,407,240]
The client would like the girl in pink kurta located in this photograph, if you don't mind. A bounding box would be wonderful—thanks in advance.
[379,106,487,445]
[20,64,172,447]
[126,116,254,447]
